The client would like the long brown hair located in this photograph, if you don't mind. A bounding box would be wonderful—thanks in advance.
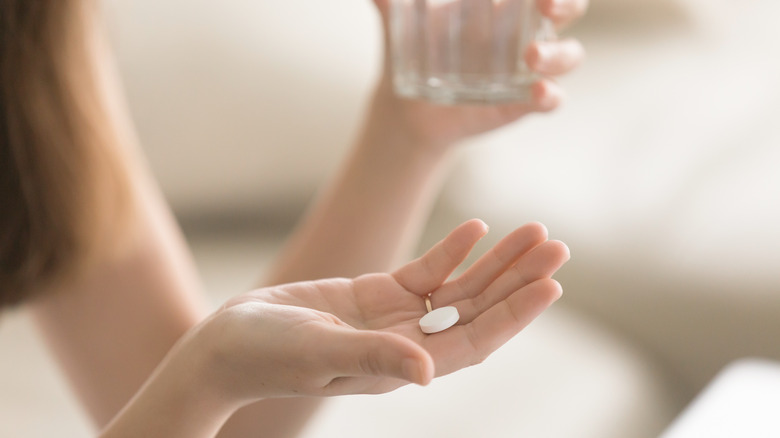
[1,0,130,308]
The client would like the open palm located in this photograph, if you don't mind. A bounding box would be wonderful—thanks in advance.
[223,219,569,396]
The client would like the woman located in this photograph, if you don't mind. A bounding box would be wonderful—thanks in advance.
[0,0,586,436]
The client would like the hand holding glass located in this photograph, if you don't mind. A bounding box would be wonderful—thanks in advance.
[391,0,555,104]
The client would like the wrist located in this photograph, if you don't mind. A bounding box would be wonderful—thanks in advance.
[160,347,243,434]
[360,87,454,161]
[183,316,260,410]
[100,324,246,438]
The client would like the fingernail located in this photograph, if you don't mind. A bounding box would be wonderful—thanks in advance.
[402,358,424,385]
[526,42,559,74]
[534,42,555,67]
[550,0,572,14]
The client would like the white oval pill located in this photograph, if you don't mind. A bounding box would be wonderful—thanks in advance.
[419,306,460,334]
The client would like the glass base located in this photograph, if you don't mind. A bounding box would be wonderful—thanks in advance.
[394,75,535,105]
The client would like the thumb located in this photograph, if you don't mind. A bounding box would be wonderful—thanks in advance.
[326,328,434,385]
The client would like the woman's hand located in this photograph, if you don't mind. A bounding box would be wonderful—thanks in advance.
[202,219,569,402]
[100,220,568,437]
[368,0,588,149]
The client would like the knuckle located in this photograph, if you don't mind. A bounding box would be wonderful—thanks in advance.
[441,238,460,262]
[511,264,529,284]
[357,339,384,376]
[465,325,488,366]
[470,351,489,367]
[421,252,436,276]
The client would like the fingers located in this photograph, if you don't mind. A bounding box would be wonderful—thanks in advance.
[428,278,562,377]
[537,0,589,30]
[525,39,585,76]
[431,222,549,306]
[531,0,588,80]
[530,80,565,112]
[461,278,562,366]
[483,80,563,123]
[455,240,570,323]
[451,72,569,121]
[393,219,489,295]
[324,328,434,387]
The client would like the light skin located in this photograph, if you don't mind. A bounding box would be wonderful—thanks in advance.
[27,0,586,436]
[100,220,569,437]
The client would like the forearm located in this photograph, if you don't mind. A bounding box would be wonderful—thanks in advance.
[267,94,453,284]
[28,173,209,426]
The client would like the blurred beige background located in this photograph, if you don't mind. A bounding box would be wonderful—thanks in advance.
[2,0,779,436]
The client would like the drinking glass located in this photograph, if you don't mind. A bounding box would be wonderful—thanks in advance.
[390,0,555,104]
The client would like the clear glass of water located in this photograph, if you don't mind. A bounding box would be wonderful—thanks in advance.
[390,0,554,104]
